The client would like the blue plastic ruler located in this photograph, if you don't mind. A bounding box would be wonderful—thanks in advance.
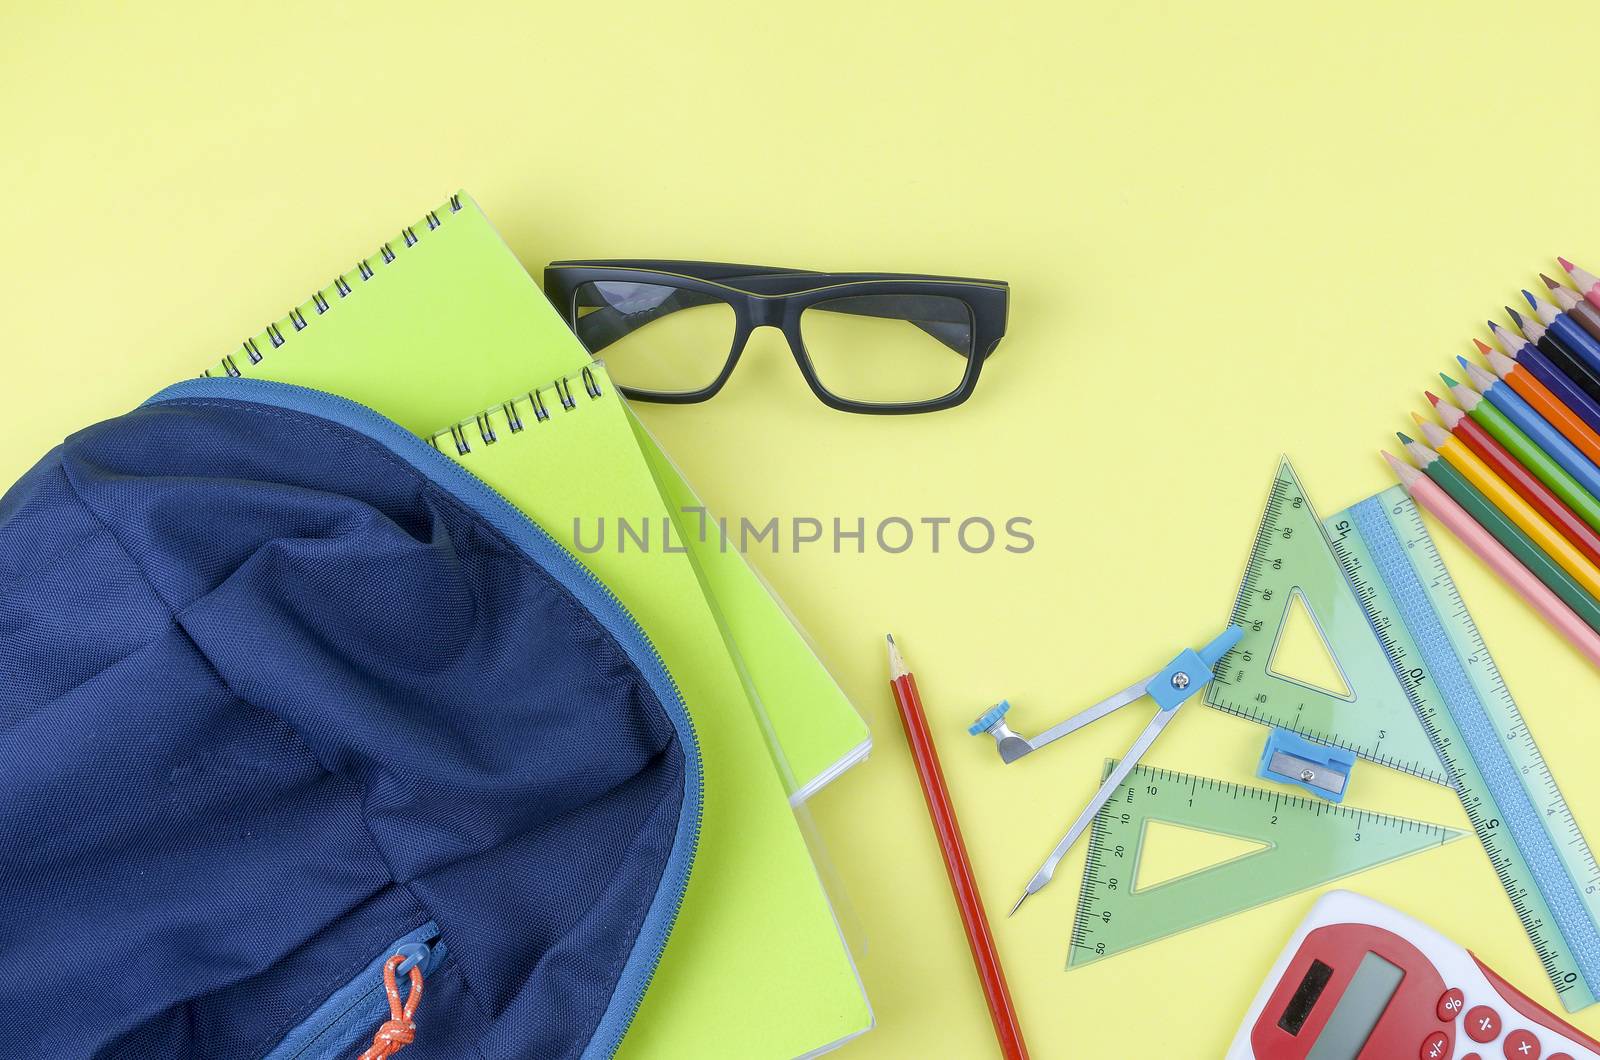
[1337,484,1600,1011]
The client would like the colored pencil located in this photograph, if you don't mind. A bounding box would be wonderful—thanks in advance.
[1559,256,1600,312]
[1506,306,1600,409]
[886,635,1030,1060]
[1402,425,1600,601]
[1447,373,1600,534]
[1490,320,1600,427]
[1542,273,1600,345]
[1524,288,1600,375]
[1457,358,1600,502]
[1398,439,1600,635]
[1477,342,1600,468]
[1416,408,1600,571]
[1384,451,1600,668]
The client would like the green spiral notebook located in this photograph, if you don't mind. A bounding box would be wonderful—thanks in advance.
[203,192,867,802]
[196,192,873,1056]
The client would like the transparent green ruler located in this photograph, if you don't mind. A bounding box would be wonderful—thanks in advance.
[1340,485,1600,1011]
[1067,761,1461,968]
[1205,457,1446,783]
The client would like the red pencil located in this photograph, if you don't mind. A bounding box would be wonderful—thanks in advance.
[1420,397,1600,570]
[886,635,1029,1060]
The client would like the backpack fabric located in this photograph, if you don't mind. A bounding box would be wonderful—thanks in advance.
[0,381,701,1059]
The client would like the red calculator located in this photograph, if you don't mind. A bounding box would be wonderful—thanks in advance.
[1227,891,1600,1059]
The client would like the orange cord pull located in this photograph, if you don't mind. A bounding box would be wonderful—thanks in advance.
[357,954,425,1060]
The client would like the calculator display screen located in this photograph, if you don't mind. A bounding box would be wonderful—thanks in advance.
[1304,952,1405,1060]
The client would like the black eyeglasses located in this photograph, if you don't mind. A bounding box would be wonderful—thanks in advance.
[543,260,1009,414]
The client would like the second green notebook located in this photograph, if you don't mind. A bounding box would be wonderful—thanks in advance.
[195,192,874,1057]
[203,191,868,801]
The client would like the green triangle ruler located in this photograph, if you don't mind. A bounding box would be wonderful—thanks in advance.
[1067,761,1462,967]
[1204,457,1447,784]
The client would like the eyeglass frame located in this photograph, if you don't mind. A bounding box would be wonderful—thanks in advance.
[543,259,1010,414]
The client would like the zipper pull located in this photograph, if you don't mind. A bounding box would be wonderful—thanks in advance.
[393,941,431,977]
[356,948,427,1060]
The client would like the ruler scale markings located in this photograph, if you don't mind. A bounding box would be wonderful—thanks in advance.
[1382,493,1600,910]
[1206,460,1446,783]
[1338,494,1575,987]
[1068,760,1460,968]
[1345,489,1600,1010]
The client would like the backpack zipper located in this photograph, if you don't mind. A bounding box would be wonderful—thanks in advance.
[264,923,444,1060]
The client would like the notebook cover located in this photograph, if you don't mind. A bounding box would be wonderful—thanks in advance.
[197,193,872,1056]
[626,408,870,802]
[203,191,869,802]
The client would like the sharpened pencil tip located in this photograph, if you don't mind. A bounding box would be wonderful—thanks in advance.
[1523,289,1540,309]
[886,633,895,646]
[1439,372,1460,388]
[1542,273,1562,290]
[1456,354,1472,370]
[1507,306,1526,328]
[1425,390,1441,406]
[1397,431,1414,444]
[885,633,907,678]
[1561,256,1577,273]
[1410,411,1427,427]
[1474,338,1494,355]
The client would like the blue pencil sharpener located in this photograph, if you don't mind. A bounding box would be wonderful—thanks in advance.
[1257,728,1356,802]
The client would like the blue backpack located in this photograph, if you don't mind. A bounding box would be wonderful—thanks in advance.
[0,380,702,1059]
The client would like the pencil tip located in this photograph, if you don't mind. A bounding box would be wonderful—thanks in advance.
[1439,372,1460,388]
[1560,256,1577,272]
[1425,390,1441,405]
[1542,273,1562,290]
[885,633,908,677]
[1507,307,1526,327]
[1523,289,1540,309]
[1410,410,1427,426]
[1456,354,1472,370]
[1397,430,1414,444]
[1474,338,1493,354]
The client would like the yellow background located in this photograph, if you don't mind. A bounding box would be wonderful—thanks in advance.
[7,4,1600,1055]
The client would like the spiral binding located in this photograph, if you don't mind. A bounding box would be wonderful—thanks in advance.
[202,193,467,380]
[426,365,607,457]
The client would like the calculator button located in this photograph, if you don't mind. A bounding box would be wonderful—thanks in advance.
[1549,1053,1573,1060]
[1502,1031,1540,1058]
[1420,1031,1449,1060]
[1466,1005,1503,1042]
[1438,987,1466,1020]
